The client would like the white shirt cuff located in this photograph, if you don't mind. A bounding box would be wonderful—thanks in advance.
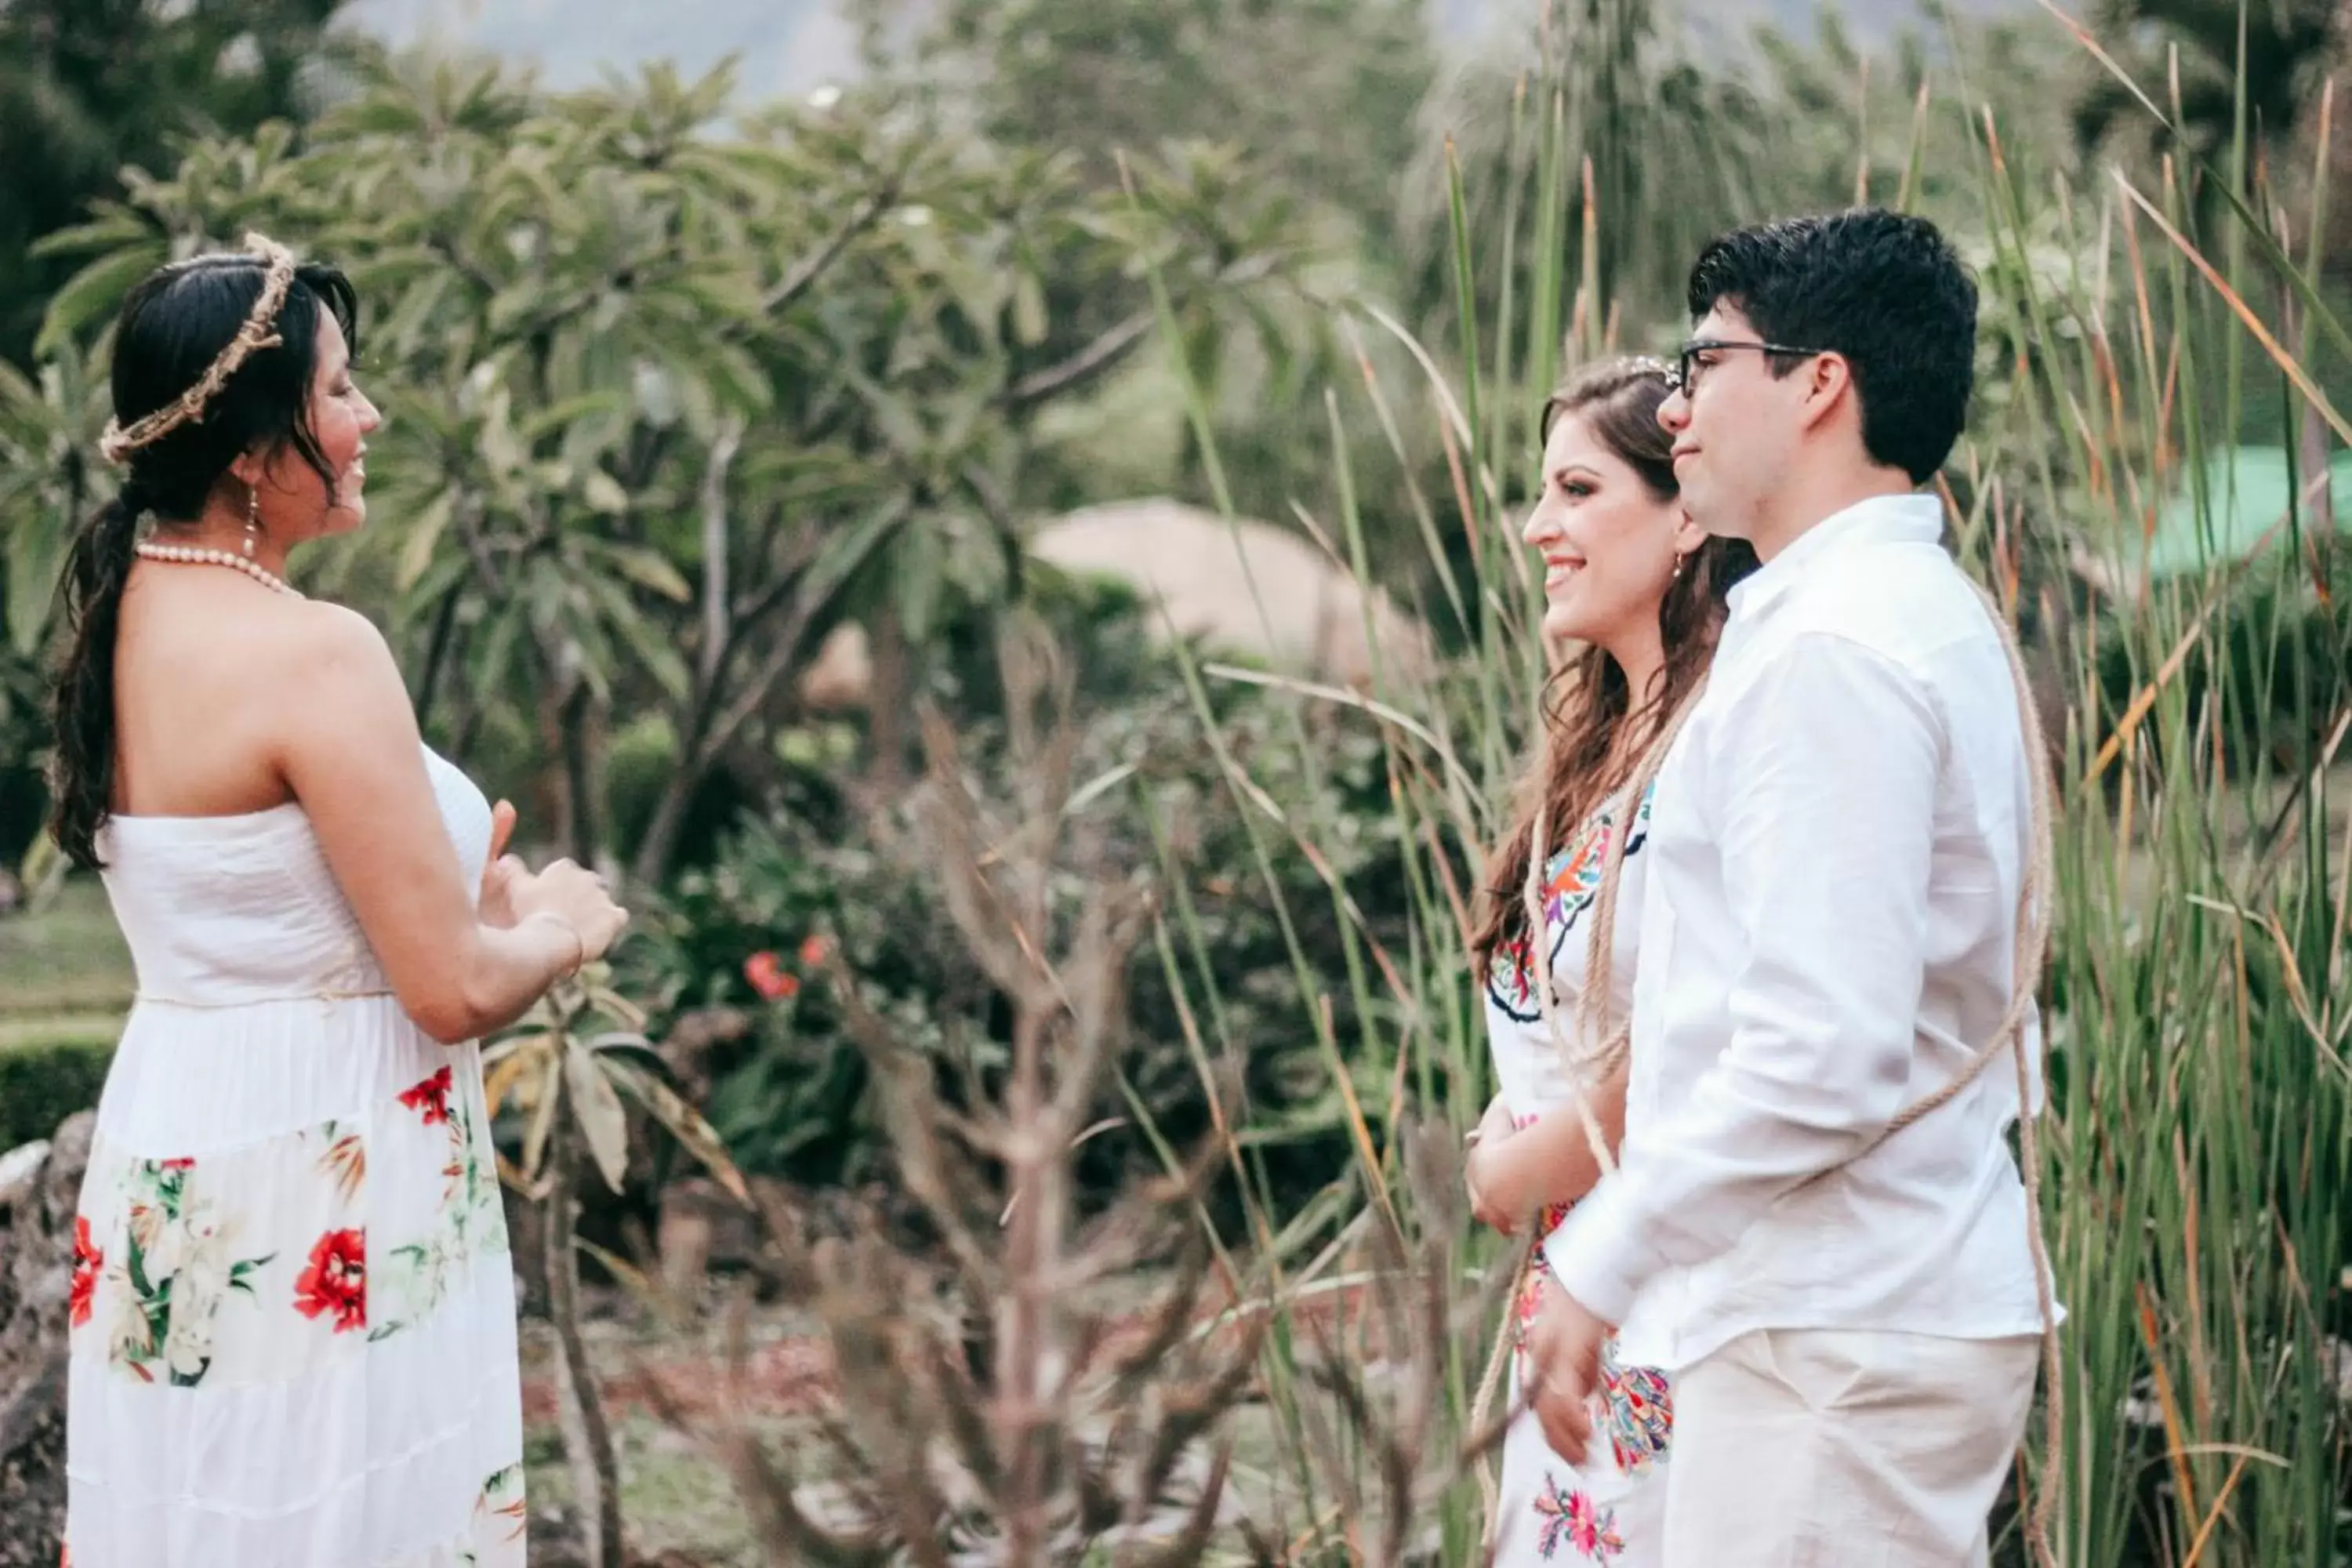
[1543,1188,1663,1328]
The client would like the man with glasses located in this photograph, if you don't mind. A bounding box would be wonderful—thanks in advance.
[1523,208,2055,1565]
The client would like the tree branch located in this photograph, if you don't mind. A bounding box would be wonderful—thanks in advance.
[758,172,905,319]
[723,506,824,641]
[999,252,1286,412]
[698,416,746,692]
[1000,308,1153,411]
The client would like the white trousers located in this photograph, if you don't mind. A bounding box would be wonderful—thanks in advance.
[1661,1329,2039,1568]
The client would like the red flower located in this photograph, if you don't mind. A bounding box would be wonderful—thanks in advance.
[158,1158,195,1171]
[743,951,798,1001]
[798,932,833,967]
[294,1228,367,1333]
[397,1065,455,1127]
[69,1218,103,1329]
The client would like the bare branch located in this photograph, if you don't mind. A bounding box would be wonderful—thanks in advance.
[1001,307,1154,410]
[1000,252,1287,411]
[697,416,746,692]
[760,175,905,318]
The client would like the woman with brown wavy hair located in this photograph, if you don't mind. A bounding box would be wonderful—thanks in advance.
[1463,357,1755,1563]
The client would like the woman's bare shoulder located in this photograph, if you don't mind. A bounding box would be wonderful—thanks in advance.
[267,597,401,686]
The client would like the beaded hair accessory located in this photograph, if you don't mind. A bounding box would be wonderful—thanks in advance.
[96,231,298,466]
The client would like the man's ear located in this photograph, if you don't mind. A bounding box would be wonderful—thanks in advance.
[1798,351,1856,436]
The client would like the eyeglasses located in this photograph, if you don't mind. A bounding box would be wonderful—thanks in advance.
[1674,339,1825,398]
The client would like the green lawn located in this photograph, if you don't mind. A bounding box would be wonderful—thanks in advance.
[0,876,132,1019]
[1,877,130,1147]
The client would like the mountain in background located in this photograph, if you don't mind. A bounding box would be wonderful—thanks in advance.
[343,0,2035,98]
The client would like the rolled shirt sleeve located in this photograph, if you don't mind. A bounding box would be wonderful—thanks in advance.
[1547,631,1944,1326]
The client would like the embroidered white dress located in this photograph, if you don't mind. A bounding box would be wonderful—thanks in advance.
[64,749,526,1568]
[1483,783,1672,1566]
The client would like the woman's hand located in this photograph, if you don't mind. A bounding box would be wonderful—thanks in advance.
[506,856,630,967]
[1465,1094,1522,1234]
[477,800,523,927]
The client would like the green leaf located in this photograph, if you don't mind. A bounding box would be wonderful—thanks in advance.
[5,502,74,659]
[27,211,154,262]
[577,575,690,698]
[601,1057,750,1203]
[698,340,775,415]
[396,487,459,592]
[895,539,945,643]
[38,245,169,360]
[564,1040,632,1195]
[1012,268,1049,348]
[520,1052,563,1183]
[585,540,691,601]
[581,470,630,516]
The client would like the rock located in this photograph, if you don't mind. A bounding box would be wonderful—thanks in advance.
[795,498,1439,712]
[0,1142,52,1214]
[1029,500,1436,691]
[0,1112,95,1568]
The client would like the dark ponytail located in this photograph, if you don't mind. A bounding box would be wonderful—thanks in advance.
[49,481,149,869]
[42,245,358,870]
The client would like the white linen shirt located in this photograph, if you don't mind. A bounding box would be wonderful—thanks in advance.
[1543,493,2057,1371]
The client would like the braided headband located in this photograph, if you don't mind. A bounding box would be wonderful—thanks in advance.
[97,231,298,466]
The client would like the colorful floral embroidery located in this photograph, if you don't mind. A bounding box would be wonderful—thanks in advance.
[107,1158,274,1385]
[1513,1267,1549,1352]
[1531,1479,1623,1562]
[1485,785,1653,1023]
[1599,1350,1673,1477]
[294,1228,368,1333]
[398,1066,455,1126]
[70,1218,103,1329]
[1532,1475,1624,1561]
[1566,1487,1624,1560]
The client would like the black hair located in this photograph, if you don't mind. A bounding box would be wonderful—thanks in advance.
[1686,207,1976,485]
[48,249,359,869]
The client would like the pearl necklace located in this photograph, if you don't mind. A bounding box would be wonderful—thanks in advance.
[134,541,302,598]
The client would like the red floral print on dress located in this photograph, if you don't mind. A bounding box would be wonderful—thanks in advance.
[70,1217,103,1328]
[397,1065,455,1127]
[294,1228,368,1333]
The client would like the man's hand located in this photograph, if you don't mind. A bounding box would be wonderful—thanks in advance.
[477,800,524,927]
[1523,1271,1609,1463]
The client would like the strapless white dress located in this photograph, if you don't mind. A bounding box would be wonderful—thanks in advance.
[62,749,526,1567]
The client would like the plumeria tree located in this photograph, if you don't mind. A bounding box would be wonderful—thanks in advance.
[6,43,1309,885]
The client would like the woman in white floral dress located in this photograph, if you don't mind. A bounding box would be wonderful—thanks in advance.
[1463,360,1755,1565]
[49,235,629,1566]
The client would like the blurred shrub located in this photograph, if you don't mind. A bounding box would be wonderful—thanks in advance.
[0,1027,114,1150]
[622,641,1417,1217]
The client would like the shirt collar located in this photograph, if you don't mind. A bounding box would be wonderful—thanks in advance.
[1723,492,1946,624]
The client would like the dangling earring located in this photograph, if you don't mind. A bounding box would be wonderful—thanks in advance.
[1671,551,1686,582]
[243,483,262,560]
